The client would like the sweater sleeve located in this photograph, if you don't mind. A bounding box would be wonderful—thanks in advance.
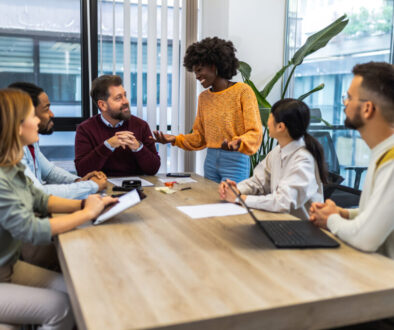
[75,123,114,176]
[174,99,207,151]
[233,87,263,155]
[0,178,52,245]
[327,162,394,252]
[132,123,161,175]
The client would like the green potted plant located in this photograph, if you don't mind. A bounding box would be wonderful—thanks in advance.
[239,14,349,172]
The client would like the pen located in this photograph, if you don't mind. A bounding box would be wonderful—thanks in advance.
[180,187,191,191]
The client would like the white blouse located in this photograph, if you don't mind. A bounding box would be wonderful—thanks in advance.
[237,138,324,219]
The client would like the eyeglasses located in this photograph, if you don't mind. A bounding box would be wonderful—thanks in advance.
[341,93,369,105]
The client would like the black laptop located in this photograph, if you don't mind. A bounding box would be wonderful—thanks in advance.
[226,183,339,249]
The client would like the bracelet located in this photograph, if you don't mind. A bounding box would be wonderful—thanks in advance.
[81,199,86,209]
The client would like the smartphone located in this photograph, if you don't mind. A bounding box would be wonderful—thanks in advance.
[166,173,191,177]
[122,180,142,189]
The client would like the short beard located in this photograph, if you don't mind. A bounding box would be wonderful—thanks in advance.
[344,110,364,130]
[38,121,54,135]
[108,106,131,121]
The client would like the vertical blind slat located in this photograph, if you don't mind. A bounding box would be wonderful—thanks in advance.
[170,0,180,172]
[136,0,143,118]
[147,0,157,132]
[112,0,116,74]
[159,0,168,172]
[178,0,186,171]
[99,0,103,75]
[123,0,131,105]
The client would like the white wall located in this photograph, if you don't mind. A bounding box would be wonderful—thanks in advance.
[195,0,287,175]
[201,0,286,102]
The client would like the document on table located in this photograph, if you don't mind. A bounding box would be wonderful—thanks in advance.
[158,177,197,184]
[94,189,140,225]
[108,176,154,187]
[177,203,247,219]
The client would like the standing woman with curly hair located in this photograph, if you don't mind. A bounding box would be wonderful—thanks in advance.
[154,37,262,183]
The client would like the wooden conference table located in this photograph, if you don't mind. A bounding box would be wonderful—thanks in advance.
[57,174,394,330]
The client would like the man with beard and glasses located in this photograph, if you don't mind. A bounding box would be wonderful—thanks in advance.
[309,62,394,259]
[9,82,108,200]
[74,75,160,177]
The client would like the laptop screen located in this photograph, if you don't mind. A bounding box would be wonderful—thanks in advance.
[226,182,260,225]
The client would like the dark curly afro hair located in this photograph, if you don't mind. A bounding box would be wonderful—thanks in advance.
[183,37,239,80]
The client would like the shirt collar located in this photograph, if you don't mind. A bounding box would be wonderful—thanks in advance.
[100,114,124,128]
[279,137,306,160]
[371,134,394,161]
[0,162,26,180]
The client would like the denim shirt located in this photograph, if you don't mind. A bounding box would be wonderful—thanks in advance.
[0,163,52,267]
[22,142,98,199]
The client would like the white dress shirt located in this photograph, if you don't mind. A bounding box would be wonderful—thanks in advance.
[237,137,324,219]
[327,134,394,257]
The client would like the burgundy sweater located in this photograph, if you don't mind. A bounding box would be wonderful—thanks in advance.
[75,115,160,177]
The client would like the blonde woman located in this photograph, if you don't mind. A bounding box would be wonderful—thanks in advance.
[0,89,117,329]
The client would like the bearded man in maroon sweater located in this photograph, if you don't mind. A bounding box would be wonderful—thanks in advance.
[75,75,161,177]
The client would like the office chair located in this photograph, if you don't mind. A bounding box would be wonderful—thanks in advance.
[309,109,363,208]
[323,181,361,208]
[309,108,367,190]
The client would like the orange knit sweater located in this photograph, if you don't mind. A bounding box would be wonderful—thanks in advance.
[174,82,263,156]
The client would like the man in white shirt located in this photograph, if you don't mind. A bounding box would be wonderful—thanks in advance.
[309,62,394,258]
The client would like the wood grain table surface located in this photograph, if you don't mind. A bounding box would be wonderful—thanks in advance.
[57,174,394,330]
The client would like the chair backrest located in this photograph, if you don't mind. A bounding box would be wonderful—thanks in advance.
[310,108,323,124]
[309,131,341,175]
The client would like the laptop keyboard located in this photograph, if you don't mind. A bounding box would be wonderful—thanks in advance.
[258,220,339,248]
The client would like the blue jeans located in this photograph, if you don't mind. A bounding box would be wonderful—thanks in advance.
[204,148,250,183]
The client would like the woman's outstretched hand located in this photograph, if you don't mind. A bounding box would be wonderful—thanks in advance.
[153,131,176,144]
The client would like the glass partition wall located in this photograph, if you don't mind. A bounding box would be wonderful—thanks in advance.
[285,0,394,189]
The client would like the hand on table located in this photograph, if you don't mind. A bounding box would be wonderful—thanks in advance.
[90,175,108,191]
[78,171,107,181]
[309,199,349,229]
[218,179,240,203]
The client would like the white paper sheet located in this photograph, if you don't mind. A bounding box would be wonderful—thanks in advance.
[94,189,140,225]
[177,203,247,219]
[158,177,197,184]
[108,176,154,187]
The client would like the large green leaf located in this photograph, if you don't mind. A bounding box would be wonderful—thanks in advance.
[259,106,271,127]
[260,61,292,98]
[292,14,348,66]
[298,83,325,101]
[244,78,271,108]
[238,61,252,80]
